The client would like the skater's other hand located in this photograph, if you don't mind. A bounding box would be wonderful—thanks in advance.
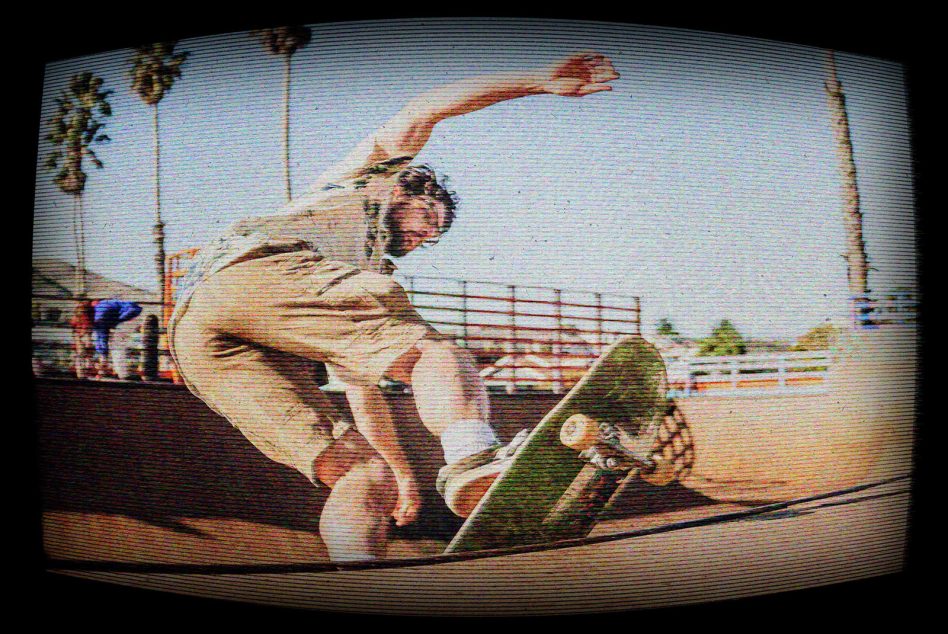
[393,473,422,527]
[541,51,620,97]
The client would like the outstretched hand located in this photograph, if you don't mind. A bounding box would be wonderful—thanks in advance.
[541,52,620,97]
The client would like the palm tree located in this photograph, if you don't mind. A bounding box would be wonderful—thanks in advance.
[130,42,189,296]
[251,26,312,202]
[824,50,870,304]
[45,72,113,297]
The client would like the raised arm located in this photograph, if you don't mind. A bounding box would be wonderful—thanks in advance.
[314,52,619,185]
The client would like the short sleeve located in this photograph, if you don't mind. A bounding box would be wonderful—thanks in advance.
[309,140,414,194]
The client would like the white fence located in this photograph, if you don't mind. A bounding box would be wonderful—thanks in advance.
[666,351,831,398]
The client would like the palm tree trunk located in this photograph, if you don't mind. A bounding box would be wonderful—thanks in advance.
[78,195,87,297]
[152,103,166,297]
[283,54,292,202]
[73,195,87,297]
[824,50,869,302]
[71,196,79,291]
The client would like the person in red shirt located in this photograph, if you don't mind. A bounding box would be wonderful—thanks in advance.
[69,300,95,379]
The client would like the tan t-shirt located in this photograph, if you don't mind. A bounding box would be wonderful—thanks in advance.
[169,155,411,331]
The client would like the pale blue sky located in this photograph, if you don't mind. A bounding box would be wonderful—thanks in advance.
[32,18,916,340]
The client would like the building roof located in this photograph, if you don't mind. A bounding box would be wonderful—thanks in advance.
[32,259,159,305]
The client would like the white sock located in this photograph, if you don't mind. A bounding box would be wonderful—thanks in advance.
[441,419,500,464]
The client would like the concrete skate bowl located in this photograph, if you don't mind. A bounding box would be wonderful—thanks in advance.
[677,326,917,503]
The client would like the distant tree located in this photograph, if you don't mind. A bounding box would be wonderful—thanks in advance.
[251,25,312,202]
[790,323,840,351]
[656,318,680,337]
[130,41,189,296]
[45,72,113,297]
[698,319,747,356]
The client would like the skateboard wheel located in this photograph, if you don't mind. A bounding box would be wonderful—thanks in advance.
[641,457,676,486]
[561,414,601,451]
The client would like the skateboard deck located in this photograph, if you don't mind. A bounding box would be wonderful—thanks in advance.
[445,335,677,553]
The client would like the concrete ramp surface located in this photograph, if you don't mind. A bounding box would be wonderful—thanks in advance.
[679,326,917,502]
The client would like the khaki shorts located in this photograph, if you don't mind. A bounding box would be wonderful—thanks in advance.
[171,250,434,482]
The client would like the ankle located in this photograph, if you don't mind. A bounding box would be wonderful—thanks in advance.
[440,418,499,464]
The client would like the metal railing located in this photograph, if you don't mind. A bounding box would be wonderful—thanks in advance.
[398,274,641,393]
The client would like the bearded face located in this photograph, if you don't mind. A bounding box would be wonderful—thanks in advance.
[386,195,448,257]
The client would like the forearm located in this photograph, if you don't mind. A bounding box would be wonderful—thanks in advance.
[407,71,548,123]
[372,71,549,158]
[345,384,414,480]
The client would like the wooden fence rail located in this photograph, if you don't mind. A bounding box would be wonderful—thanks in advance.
[667,351,832,397]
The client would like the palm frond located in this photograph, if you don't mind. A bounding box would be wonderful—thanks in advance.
[44,71,112,195]
[252,25,312,57]
[129,41,189,105]
[44,152,61,171]
[86,147,104,169]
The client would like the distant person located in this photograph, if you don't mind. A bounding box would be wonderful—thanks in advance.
[169,52,619,561]
[686,372,698,396]
[91,299,143,378]
[69,300,95,379]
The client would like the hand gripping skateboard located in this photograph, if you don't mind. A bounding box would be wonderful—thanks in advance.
[445,335,694,554]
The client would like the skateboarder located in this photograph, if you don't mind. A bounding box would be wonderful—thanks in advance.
[169,52,619,561]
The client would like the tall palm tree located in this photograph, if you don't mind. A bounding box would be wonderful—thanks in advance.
[251,26,312,202]
[824,50,870,304]
[130,42,189,296]
[45,72,113,297]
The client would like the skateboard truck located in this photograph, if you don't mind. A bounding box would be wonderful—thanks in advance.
[560,413,676,486]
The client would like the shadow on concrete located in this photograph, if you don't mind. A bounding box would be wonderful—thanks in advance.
[602,477,721,520]
[35,379,554,541]
[37,379,330,535]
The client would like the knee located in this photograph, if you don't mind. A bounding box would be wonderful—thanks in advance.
[415,337,469,361]
[361,457,398,499]
[418,338,478,373]
[387,337,471,384]
[328,456,397,515]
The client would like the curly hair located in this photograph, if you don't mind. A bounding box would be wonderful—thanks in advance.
[393,165,458,236]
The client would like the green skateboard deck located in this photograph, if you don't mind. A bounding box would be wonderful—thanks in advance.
[445,335,671,554]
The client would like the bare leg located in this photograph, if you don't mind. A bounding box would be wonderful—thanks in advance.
[314,432,398,562]
[387,338,505,517]
[387,337,490,437]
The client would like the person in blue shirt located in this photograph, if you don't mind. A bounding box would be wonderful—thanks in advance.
[91,299,143,377]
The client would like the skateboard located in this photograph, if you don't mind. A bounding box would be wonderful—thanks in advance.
[445,335,694,553]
